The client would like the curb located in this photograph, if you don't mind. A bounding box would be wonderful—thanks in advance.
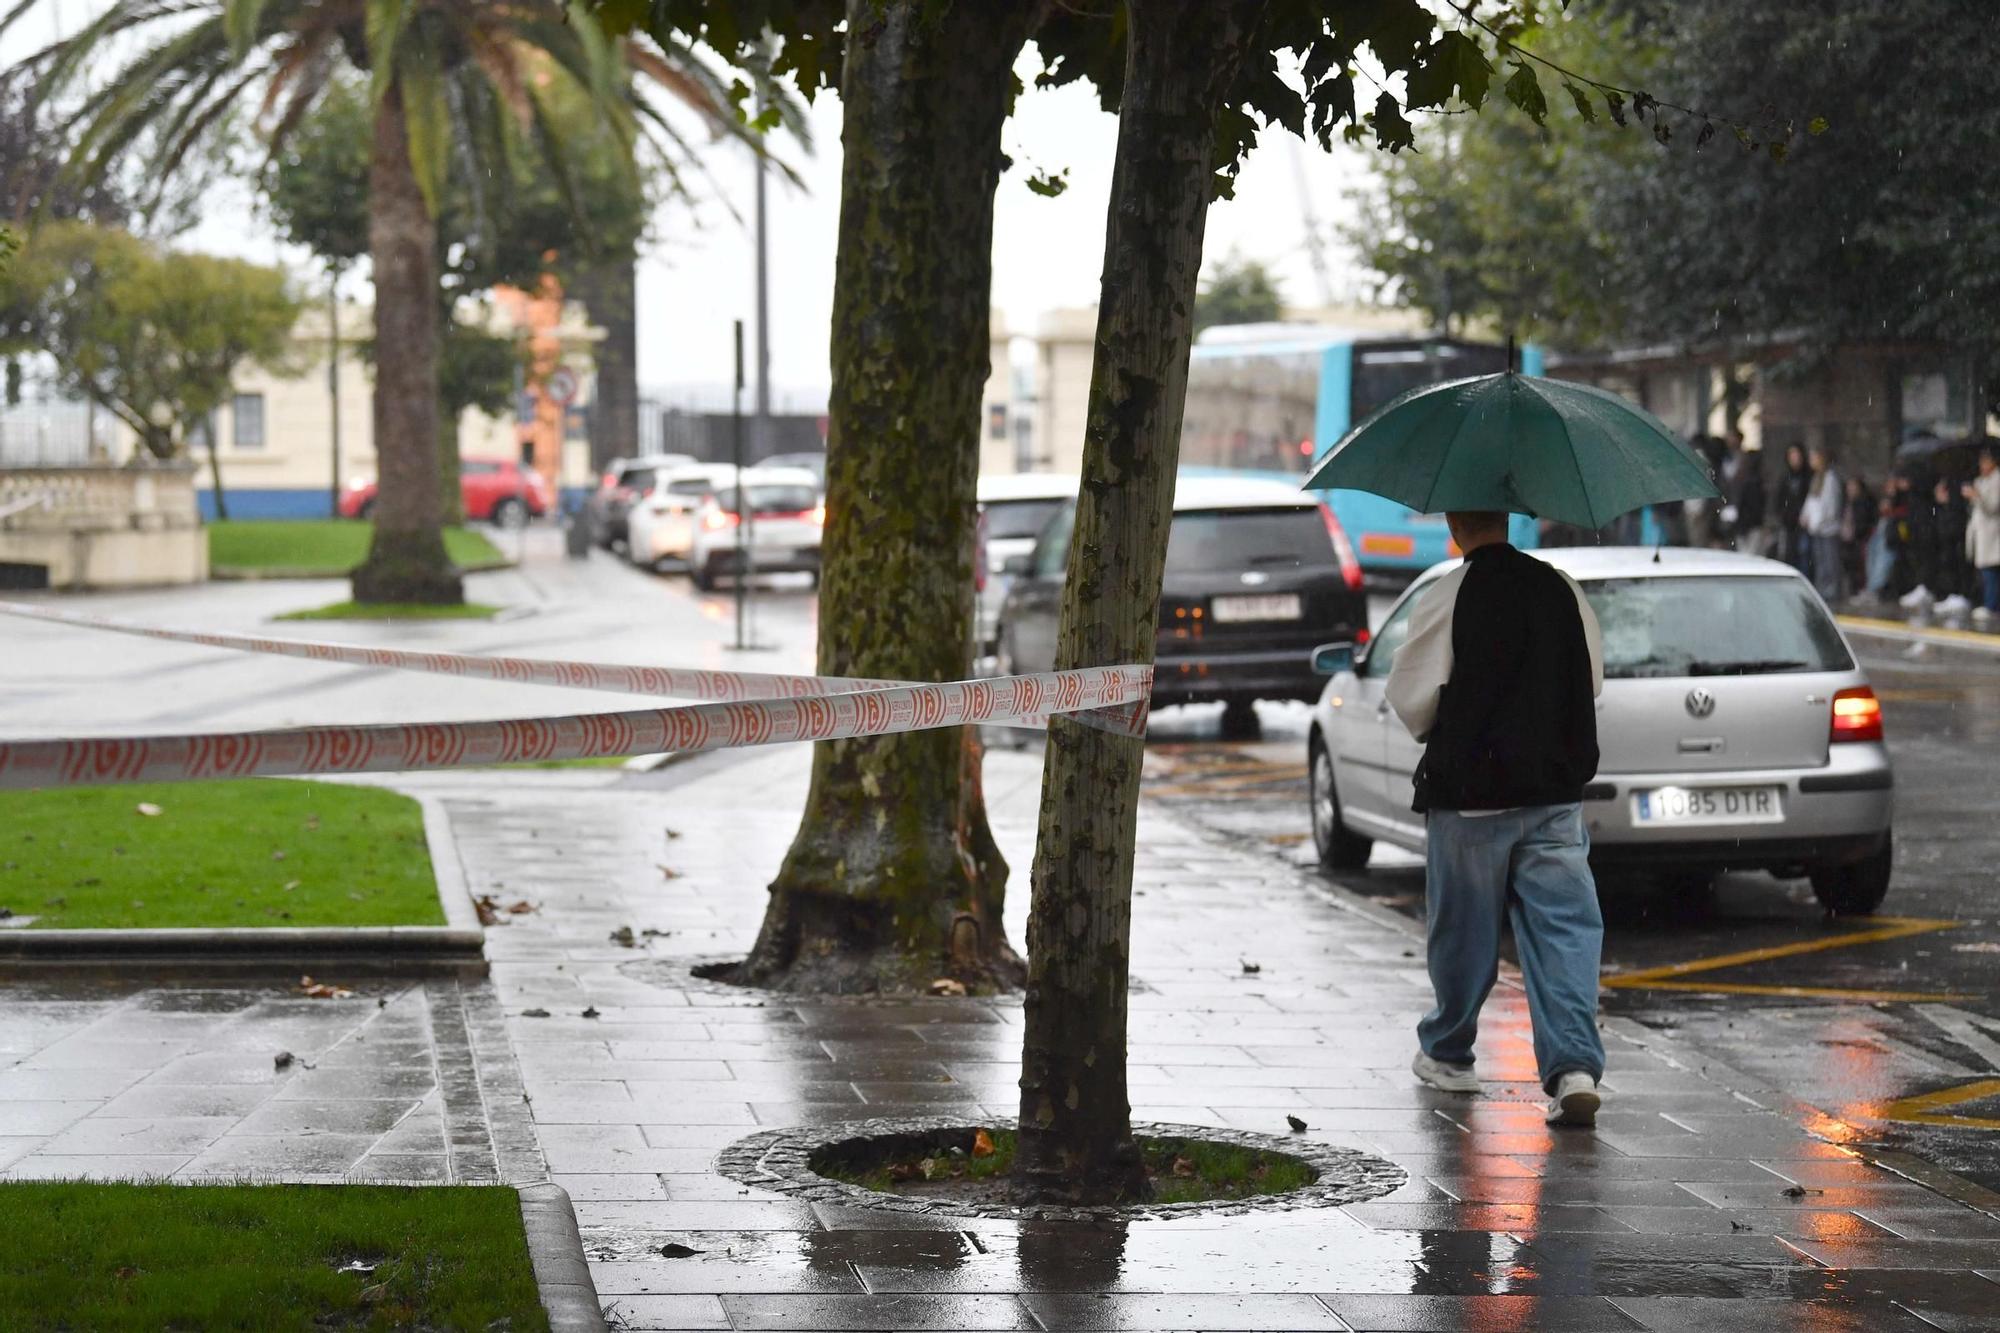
[518,1182,608,1333]
[210,559,517,581]
[1839,614,2000,666]
[0,787,487,972]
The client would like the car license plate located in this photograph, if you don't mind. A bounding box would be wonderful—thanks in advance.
[1632,786,1783,826]
[1210,594,1301,623]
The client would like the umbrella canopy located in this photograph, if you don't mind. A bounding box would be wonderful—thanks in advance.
[1303,373,1719,529]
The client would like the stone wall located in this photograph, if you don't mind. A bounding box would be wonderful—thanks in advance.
[0,464,208,589]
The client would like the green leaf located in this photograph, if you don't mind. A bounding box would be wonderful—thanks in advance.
[1405,31,1492,111]
[396,51,451,218]
[1808,116,1829,136]
[1025,168,1068,198]
[1562,80,1596,123]
[1503,61,1547,125]
[364,0,412,108]
[1371,92,1415,154]
[222,0,269,56]
[1768,139,1789,163]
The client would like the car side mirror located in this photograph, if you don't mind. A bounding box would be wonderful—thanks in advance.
[1000,553,1035,577]
[1310,642,1356,676]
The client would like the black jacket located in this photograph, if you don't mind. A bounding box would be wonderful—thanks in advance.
[1411,544,1600,813]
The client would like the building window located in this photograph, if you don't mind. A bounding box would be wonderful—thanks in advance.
[232,393,266,451]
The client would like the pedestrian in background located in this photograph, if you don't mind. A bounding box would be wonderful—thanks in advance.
[1932,476,1973,618]
[1799,446,1845,600]
[1841,473,1875,599]
[1965,446,2000,624]
[1869,472,1914,602]
[1386,511,1607,1128]
[1729,435,1769,556]
[1776,444,1812,570]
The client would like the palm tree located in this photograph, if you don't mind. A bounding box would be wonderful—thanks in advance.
[1,0,746,603]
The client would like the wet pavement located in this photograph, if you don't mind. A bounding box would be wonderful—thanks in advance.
[5,549,2000,1328]
[1143,643,2000,1202]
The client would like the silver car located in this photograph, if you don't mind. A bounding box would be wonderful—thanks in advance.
[1306,547,1895,914]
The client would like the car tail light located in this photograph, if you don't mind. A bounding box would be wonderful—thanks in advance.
[812,502,826,526]
[1830,686,1883,743]
[701,506,739,532]
[1355,626,1371,646]
[1320,504,1364,592]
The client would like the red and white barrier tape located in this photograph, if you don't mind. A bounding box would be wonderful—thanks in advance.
[0,603,1151,790]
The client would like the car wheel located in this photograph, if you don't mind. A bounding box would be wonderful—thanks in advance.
[1310,738,1373,871]
[692,563,718,592]
[1810,832,1892,916]
[356,499,375,521]
[1219,698,1261,740]
[491,498,526,529]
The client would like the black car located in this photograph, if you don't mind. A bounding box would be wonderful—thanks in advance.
[995,476,1368,731]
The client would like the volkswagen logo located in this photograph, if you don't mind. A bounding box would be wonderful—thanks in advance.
[1685,687,1717,719]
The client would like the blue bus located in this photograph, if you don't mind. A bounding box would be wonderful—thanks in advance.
[1180,327,1546,576]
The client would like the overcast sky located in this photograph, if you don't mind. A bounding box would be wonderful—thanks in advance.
[7,10,1382,403]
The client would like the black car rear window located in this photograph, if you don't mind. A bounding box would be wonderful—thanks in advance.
[985,497,1068,542]
[1164,506,1331,575]
[1583,575,1854,678]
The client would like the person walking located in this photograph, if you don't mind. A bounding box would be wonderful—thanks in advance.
[1799,446,1846,601]
[1729,435,1769,556]
[1933,476,1973,617]
[1965,446,2000,624]
[1775,444,1812,570]
[1385,511,1607,1127]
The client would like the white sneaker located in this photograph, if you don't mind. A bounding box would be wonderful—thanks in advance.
[1937,594,1972,616]
[1412,1050,1479,1094]
[1899,585,1934,609]
[1546,1071,1602,1127]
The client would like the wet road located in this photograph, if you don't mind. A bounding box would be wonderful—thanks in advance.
[1140,649,2000,1194]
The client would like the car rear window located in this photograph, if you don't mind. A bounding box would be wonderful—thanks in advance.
[985,497,1068,542]
[1164,506,1331,575]
[621,467,657,491]
[666,477,717,497]
[721,484,819,515]
[1582,575,1854,678]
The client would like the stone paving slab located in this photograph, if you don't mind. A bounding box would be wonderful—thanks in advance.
[410,742,2000,1332]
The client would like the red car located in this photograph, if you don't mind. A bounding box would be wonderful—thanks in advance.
[340,458,553,526]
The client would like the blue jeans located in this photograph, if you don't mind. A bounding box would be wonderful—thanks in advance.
[1420,804,1605,1093]
[1982,566,2000,615]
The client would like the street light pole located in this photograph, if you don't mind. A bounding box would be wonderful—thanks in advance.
[732,319,749,652]
[327,270,342,518]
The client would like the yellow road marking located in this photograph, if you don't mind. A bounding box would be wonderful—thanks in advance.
[1839,614,2000,648]
[1602,916,1966,1003]
[1877,1079,2000,1130]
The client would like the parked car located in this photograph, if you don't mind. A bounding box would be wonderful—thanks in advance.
[995,475,1367,731]
[762,451,827,490]
[688,467,824,590]
[339,457,551,527]
[626,463,739,571]
[1305,546,1895,914]
[587,453,697,548]
[976,473,1079,655]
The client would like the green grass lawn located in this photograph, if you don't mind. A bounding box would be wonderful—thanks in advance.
[209,520,506,576]
[0,779,443,929]
[275,600,502,621]
[0,1182,548,1333]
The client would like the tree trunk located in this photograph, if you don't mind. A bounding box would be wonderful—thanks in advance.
[573,256,639,475]
[437,395,464,527]
[733,0,1033,996]
[205,436,229,521]
[1014,0,1262,1205]
[352,83,462,606]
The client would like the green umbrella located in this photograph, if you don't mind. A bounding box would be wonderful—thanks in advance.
[1303,372,1719,528]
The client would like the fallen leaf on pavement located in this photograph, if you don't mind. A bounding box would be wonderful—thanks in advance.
[641,927,672,938]
[1241,960,1261,974]
[473,896,503,926]
[274,1051,295,1070]
[972,1128,995,1158]
[134,803,162,817]
[1782,1185,1822,1199]
[608,926,637,948]
[521,1008,551,1018]
[1286,1115,1309,1133]
[298,975,354,999]
[658,1243,703,1258]
[580,1006,601,1019]
[505,900,536,914]
[928,978,968,997]
[656,864,681,880]
[663,827,681,840]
